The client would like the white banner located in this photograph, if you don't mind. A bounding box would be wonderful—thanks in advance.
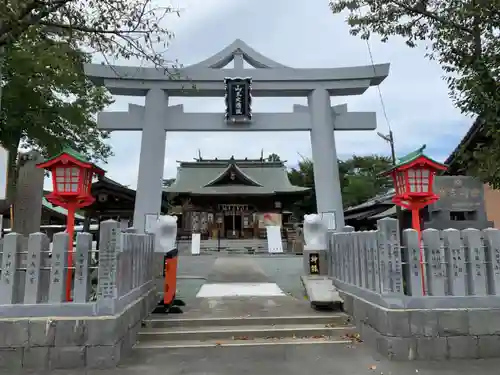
[266,226,283,253]
[191,233,201,255]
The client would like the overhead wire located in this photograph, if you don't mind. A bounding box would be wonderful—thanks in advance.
[364,38,393,134]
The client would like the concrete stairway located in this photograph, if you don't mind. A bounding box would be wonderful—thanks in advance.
[134,313,357,349]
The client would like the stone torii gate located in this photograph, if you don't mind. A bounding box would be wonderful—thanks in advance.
[85,39,390,233]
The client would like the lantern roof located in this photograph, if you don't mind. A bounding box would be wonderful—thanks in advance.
[381,145,447,175]
[37,147,105,175]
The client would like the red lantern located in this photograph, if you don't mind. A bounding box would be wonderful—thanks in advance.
[381,145,447,295]
[37,148,105,301]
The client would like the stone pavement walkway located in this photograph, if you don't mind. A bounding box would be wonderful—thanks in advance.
[20,254,500,374]
[22,342,500,375]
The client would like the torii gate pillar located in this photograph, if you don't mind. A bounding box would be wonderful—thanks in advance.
[309,88,344,226]
[134,88,169,233]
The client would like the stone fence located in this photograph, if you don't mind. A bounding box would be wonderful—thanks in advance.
[0,220,158,370]
[330,218,500,360]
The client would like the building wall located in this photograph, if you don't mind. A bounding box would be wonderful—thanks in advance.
[483,183,500,228]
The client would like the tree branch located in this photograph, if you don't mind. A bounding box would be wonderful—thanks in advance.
[386,0,474,34]
[0,0,72,46]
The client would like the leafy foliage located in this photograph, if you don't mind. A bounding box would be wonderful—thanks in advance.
[288,155,393,216]
[0,27,112,204]
[328,0,500,186]
[0,0,178,68]
[267,153,281,162]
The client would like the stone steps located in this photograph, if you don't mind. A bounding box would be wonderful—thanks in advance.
[135,314,356,350]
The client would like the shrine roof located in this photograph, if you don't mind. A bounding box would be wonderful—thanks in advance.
[164,158,309,195]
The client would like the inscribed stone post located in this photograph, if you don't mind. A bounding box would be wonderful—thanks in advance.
[73,233,92,303]
[327,232,335,278]
[402,229,424,296]
[13,151,44,235]
[442,229,467,296]
[97,220,119,312]
[352,232,361,286]
[24,232,47,304]
[147,233,155,283]
[364,232,374,290]
[119,233,131,296]
[347,234,355,284]
[462,228,488,296]
[360,232,369,288]
[48,232,68,302]
[482,228,500,295]
[131,234,138,289]
[0,233,22,303]
[137,234,146,286]
[336,234,343,281]
[422,229,446,296]
[377,218,403,294]
[368,230,380,293]
[335,233,343,281]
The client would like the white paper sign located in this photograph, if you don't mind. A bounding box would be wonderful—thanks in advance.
[0,146,8,200]
[191,233,201,255]
[266,226,283,253]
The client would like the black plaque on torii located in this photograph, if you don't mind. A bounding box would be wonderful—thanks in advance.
[224,77,252,123]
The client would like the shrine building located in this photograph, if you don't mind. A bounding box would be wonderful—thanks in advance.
[164,156,309,239]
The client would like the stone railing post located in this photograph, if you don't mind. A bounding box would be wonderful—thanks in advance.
[97,220,120,314]
[0,233,22,304]
[48,232,69,303]
[377,218,403,294]
[73,233,93,303]
[402,229,424,296]
[422,228,446,296]
[462,228,487,296]
[358,232,368,289]
[442,228,467,296]
[24,232,49,304]
[482,228,500,295]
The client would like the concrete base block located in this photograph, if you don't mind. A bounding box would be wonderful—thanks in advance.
[0,348,23,369]
[49,346,86,369]
[23,346,50,369]
[87,344,121,369]
[339,288,500,361]
[0,287,157,370]
[301,276,343,309]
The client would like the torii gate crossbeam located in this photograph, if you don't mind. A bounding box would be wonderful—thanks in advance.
[85,39,390,232]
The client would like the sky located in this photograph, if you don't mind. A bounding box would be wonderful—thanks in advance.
[67,0,472,190]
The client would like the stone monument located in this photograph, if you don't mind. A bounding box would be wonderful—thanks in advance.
[13,151,45,235]
[303,214,328,276]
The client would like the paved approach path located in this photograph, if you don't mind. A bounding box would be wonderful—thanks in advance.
[176,254,318,318]
[25,254,500,374]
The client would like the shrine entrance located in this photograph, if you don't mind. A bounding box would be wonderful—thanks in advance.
[85,39,390,234]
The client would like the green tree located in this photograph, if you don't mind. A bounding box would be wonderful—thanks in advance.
[329,0,500,186]
[287,155,393,216]
[0,28,112,208]
[267,153,281,162]
[0,0,176,67]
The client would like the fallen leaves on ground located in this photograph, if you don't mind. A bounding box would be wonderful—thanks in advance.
[343,332,362,343]
[232,336,251,340]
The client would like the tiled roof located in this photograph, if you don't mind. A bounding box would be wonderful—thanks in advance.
[165,159,309,195]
